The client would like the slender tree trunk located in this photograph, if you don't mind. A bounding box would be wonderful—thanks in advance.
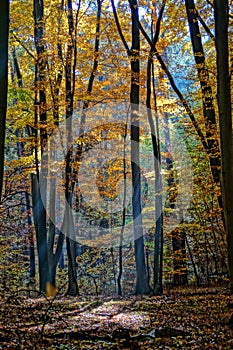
[117,122,128,296]
[11,48,36,281]
[25,191,36,279]
[185,234,200,285]
[66,237,79,296]
[185,0,223,220]
[33,0,49,292]
[0,0,9,200]
[129,0,149,295]
[214,0,233,290]
[46,1,65,287]
[34,0,47,151]
[47,175,65,286]
[31,174,49,292]
[146,2,165,294]
[65,0,79,296]
[33,0,63,292]
[146,54,163,294]
[72,0,101,294]
[164,116,187,286]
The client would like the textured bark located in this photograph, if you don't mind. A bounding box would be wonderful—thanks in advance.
[117,124,127,296]
[0,1,9,200]
[66,237,79,296]
[47,176,65,286]
[34,0,47,151]
[25,191,36,279]
[214,0,233,290]
[146,2,165,294]
[65,0,79,296]
[33,0,50,293]
[31,174,49,292]
[146,55,163,294]
[164,116,187,286]
[129,0,149,295]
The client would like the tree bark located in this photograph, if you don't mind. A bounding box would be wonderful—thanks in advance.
[34,0,47,151]
[65,0,79,296]
[164,116,187,286]
[31,174,49,292]
[129,0,149,295]
[0,0,9,200]
[214,0,233,290]
[33,0,50,293]
[146,54,163,294]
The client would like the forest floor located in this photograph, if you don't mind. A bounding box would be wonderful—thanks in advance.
[0,286,233,349]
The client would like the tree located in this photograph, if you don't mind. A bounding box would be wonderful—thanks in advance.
[214,0,233,290]
[145,1,165,295]
[185,0,222,219]
[32,0,50,293]
[129,0,149,295]
[63,0,79,297]
[11,47,36,281]
[164,116,187,286]
[0,0,9,200]
[110,0,149,295]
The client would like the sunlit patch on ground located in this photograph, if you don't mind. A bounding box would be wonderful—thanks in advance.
[71,302,150,330]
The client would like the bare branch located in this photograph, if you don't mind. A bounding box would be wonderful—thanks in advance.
[152,0,166,45]
[110,0,130,54]
[11,33,36,60]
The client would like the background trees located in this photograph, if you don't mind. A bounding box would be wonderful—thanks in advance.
[0,0,232,296]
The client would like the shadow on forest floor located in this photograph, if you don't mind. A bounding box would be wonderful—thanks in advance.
[0,286,233,349]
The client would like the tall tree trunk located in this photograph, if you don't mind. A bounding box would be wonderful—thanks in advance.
[25,191,36,279]
[67,0,100,295]
[146,54,163,294]
[11,48,36,281]
[0,0,9,200]
[146,1,165,294]
[65,0,79,296]
[31,174,49,292]
[214,0,233,290]
[185,0,223,220]
[47,175,65,286]
[46,0,65,287]
[117,122,128,296]
[33,0,49,293]
[34,0,47,151]
[129,0,149,295]
[164,116,187,286]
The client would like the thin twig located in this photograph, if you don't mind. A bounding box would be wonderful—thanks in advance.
[110,0,130,54]
[11,33,35,60]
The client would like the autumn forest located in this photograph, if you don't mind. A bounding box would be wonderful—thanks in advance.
[0,0,233,348]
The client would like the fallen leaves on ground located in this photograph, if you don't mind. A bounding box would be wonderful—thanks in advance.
[0,286,233,349]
